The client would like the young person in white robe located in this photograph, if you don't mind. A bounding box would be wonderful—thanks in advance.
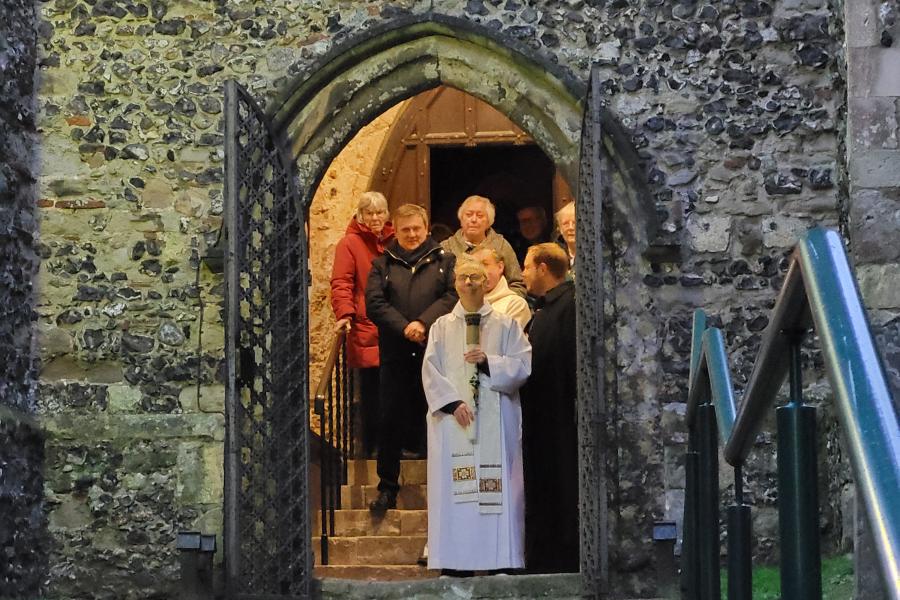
[422,257,532,573]
[471,248,531,331]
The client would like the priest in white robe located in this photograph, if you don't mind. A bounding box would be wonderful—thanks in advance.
[422,256,532,572]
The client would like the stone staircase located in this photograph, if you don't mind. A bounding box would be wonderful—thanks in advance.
[314,459,438,581]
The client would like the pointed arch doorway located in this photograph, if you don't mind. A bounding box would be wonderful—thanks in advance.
[222,14,658,600]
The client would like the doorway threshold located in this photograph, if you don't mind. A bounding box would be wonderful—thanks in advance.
[316,573,582,599]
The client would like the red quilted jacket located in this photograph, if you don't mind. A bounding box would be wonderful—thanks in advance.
[330,218,395,368]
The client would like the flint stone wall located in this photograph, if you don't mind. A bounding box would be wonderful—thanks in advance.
[1,0,48,597]
[29,0,870,597]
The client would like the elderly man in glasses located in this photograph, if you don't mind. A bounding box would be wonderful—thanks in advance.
[422,256,532,575]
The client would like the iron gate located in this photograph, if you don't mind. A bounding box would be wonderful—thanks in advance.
[223,80,311,599]
[576,65,609,598]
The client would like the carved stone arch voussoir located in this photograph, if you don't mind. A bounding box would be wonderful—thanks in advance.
[270,15,658,249]
[271,17,583,208]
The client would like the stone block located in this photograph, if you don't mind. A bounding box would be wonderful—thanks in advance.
[660,402,687,444]
[49,494,92,530]
[849,187,900,263]
[176,442,223,505]
[664,489,685,524]
[850,150,900,188]
[663,445,685,489]
[844,0,880,47]
[762,215,808,249]
[400,510,428,536]
[848,97,899,151]
[848,46,900,96]
[106,384,142,413]
[856,264,900,309]
[37,323,74,358]
[686,215,731,253]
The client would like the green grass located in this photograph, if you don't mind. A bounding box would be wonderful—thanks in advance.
[720,554,854,599]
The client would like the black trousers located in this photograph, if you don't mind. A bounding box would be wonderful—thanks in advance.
[355,367,381,457]
[376,352,427,494]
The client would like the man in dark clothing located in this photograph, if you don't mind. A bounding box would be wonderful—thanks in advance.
[365,203,457,514]
[511,206,551,264]
[520,242,579,573]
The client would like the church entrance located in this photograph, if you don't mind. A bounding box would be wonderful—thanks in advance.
[221,15,658,600]
[304,86,574,581]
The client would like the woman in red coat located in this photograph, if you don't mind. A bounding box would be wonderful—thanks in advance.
[330,191,395,457]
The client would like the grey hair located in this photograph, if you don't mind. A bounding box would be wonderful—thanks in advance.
[457,195,496,227]
[356,191,389,221]
[555,201,575,224]
[471,247,504,265]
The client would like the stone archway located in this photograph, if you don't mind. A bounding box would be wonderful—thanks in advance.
[270,15,657,246]
[230,12,661,597]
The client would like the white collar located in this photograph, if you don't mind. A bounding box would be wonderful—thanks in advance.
[451,301,493,319]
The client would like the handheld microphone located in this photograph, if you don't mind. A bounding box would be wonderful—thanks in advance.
[464,312,481,350]
[464,312,481,442]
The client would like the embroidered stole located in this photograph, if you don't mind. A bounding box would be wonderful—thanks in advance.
[449,333,503,513]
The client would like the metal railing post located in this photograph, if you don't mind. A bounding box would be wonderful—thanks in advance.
[697,403,721,600]
[726,465,752,600]
[317,393,328,565]
[681,428,700,599]
[777,331,821,599]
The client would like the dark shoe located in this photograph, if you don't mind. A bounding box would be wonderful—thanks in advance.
[368,490,396,516]
[440,569,474,577]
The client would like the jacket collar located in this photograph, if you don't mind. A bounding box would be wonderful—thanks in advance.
[346,218,394,241]
[384,237,442,267]
[539,279,574,307]
[451,228,498,250]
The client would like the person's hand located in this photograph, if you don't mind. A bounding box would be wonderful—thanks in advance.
[335,318,351,333]
[403,320,426,343]
[453,403,475,428]
[463,347,486,365]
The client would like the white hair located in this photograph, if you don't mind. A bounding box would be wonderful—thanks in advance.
[457,195,496,227]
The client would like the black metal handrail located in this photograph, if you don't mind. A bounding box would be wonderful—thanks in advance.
[681,227,900,600]
[313,329,354,566]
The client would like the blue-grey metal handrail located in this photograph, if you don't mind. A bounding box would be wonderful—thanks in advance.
[685,227,900,599]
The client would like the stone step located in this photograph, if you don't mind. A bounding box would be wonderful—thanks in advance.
[315,564,438,581]
[314,535,427,566]
[318,573,588,599]
[341,483,427,510]
[346,459,427,486]
[312,509,428,537]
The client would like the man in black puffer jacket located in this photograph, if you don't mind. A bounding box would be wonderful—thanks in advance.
[365,203,457,513]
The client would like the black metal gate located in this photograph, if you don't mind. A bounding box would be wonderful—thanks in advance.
[223,80,311,599]
[576,65,609,598]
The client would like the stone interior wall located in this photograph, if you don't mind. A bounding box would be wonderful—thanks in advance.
[307,102,403,411]
[844,0,900,594]
[27,0,863,597]
[0,0,48,597]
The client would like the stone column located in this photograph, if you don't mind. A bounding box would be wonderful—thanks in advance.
[0,0,47,595]
[844,0,900,596]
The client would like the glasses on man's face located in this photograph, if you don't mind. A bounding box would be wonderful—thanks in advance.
[455,273,485,284]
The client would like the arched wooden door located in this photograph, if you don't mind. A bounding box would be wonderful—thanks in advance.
[369,86,573,219]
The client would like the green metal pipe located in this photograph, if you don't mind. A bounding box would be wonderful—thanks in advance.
[777,369,822,600]
[697,404,721,600]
